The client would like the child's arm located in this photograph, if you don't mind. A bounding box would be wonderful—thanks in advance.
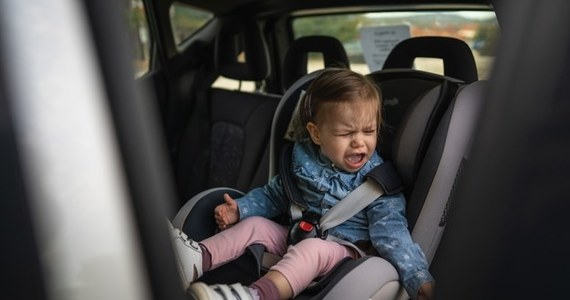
[418,282,434,300]
[366,193,434,299]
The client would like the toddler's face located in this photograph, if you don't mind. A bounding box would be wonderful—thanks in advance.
[306,98,378,173]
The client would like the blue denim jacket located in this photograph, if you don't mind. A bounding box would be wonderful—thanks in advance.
[236,139,434,297]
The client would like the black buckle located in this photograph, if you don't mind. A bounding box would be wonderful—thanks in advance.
[287,211,326,245]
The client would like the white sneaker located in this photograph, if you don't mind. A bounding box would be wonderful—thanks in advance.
[188,282,253,300]
[169,222,203,290]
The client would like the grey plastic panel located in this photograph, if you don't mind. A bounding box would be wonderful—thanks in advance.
[321,257,400,300]
[173,187,243,228]
[411,81,487,263]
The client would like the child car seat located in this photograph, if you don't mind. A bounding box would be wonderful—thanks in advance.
[173,36,483,299]
[298,80,487,300]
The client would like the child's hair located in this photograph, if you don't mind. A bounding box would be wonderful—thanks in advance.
[299,68,382,128]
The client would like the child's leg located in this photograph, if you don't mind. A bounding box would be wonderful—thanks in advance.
[200,216,288,270]
[189,238,356,300]
[263,238,358,298]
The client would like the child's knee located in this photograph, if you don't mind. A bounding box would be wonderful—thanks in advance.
[238,216,273,229]
[284,238,351,275]
[295,239,354,261]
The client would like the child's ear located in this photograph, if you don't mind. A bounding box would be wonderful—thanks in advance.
[306,122,321,145]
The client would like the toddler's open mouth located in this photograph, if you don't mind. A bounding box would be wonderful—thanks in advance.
[345,153,366,169]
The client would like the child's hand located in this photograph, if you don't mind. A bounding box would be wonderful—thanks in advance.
[214,193,239,230]
[418,282,434,300]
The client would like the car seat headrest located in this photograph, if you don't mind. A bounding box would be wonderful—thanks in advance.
[383,36,478,83]
[215,18,270,81]
[282,36,350,90]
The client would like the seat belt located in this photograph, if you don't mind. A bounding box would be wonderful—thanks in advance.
[281,143,404,244]
[320,174,386,232]
[322,157,404,230]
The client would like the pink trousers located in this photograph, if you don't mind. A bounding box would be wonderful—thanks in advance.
[200,216,357,296]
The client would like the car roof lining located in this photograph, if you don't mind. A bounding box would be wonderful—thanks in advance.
[168,0,494,17]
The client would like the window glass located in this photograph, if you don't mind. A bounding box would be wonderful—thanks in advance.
[211,78,256,92]
[293,11,499,79]
[169,2,213,46]
[127,0,151,78]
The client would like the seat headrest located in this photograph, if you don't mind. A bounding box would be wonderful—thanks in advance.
[383,36,478,83]
[282,35,350,90]
[215,18,270,81]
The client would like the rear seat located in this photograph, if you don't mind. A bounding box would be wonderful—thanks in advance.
[176,17,281,202]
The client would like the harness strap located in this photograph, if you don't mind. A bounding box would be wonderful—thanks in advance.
[280,143,306,222]
[319,161,403,233]
[319,180,385,232]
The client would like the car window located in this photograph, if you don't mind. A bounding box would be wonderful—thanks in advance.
[127,0,151,78]
[292,10,499,79]
[169,2,213,47]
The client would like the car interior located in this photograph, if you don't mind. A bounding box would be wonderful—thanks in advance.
[166,1,494,299]
[5,0,570,299]
[173,29,486,297]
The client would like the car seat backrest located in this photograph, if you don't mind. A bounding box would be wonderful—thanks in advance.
[209,17,282,190]
[177,17,281,201]
[281,35,350,92]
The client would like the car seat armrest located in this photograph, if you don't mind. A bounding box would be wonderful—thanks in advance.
[173,187,245,241]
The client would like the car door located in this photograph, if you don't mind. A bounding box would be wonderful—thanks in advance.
[0,1,183,299]
[434,0,570,298]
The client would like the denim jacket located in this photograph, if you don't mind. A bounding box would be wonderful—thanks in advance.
[236,139,434,297]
